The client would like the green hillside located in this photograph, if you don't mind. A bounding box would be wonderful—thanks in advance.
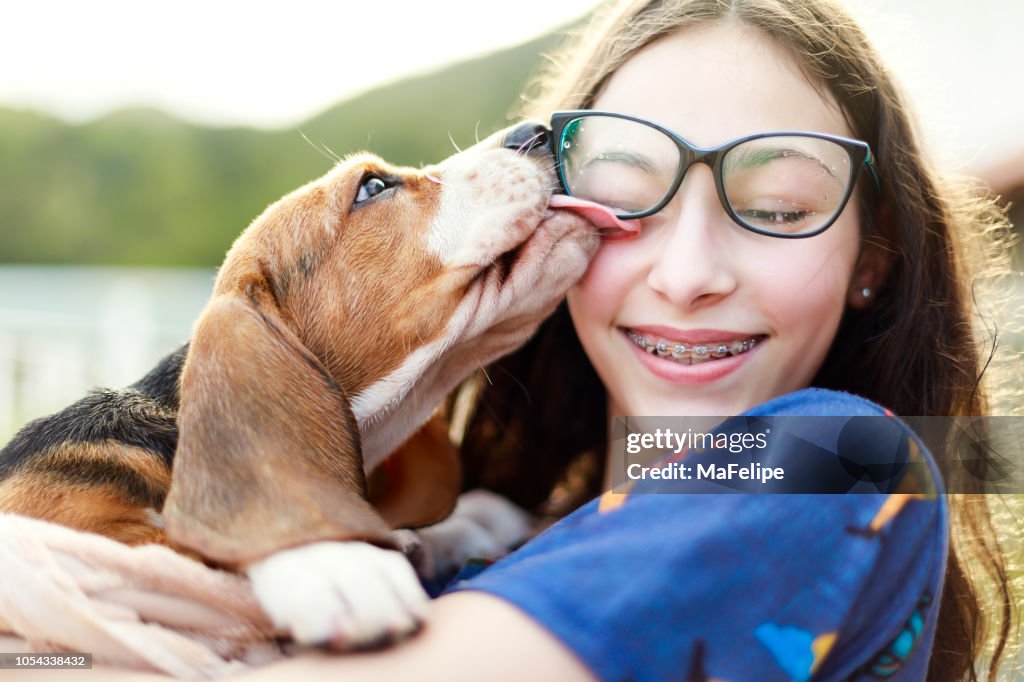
[0,30,566,266]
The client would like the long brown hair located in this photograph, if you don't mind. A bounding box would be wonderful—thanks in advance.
[453,1,1019,679]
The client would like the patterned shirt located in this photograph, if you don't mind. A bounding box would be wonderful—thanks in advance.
[445,388,947,682]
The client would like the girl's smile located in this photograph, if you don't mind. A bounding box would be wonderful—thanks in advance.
[623,326,763,362]
[623,326,763,384]
[624,328,762,385]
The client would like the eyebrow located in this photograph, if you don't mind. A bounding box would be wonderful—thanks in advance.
[724,146,838,179]
[584,150,659,173]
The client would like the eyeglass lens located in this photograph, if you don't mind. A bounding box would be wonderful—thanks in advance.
[558,116,854,235]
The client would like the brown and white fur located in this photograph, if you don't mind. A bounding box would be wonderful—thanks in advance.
[0,122,602,648]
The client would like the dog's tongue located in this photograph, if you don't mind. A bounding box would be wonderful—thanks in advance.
[547,194,641,232]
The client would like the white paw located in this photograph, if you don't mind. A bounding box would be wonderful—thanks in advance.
[415,489,534,579]
[246,541,429,649]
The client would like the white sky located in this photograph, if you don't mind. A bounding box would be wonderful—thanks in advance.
[2,0,1022,168]
[0,0,596,127]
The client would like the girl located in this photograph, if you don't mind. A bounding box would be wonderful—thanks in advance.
[449,1,1019,678]
[22,0,1015,680]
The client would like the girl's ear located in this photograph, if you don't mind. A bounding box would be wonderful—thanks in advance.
[847,203,896,311]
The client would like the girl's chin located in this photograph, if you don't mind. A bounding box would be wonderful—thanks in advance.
[613,388,762,417]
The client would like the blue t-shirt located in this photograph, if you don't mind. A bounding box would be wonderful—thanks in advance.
[445,389,947,682]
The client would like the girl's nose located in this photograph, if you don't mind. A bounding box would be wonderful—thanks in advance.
[645,166,738,309]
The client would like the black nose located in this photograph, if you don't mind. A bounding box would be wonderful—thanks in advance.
[502,122,551,157]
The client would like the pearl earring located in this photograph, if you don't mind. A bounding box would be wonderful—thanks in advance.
[861,287,872,299]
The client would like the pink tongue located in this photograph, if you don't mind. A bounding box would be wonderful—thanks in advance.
[547,194,641,232]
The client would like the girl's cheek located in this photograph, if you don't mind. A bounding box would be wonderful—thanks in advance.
[755,238,856,302]
[576,242,635,308]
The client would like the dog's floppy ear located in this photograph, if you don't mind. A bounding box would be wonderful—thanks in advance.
[163,276,391,568]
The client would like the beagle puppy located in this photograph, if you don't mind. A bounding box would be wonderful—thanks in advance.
[0,122,621,648]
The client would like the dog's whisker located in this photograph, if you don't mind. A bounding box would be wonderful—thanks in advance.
[299,130,343,164]
[528,172,562,194]
[491,361,532,406]
[515,132,549,156]
[321,141,343,163]
[447,131,463,154]
[523,162,547,176]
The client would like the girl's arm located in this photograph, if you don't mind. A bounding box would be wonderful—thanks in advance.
[240,592,595,682]
[0,592,595,682]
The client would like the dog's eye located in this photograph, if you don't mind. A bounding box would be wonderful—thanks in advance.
[354,175,390,204]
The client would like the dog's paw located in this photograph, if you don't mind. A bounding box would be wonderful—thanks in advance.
[415,489,534,579]
[246,540,429,650]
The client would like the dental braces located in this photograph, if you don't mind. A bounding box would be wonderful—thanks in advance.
[626,330,757,359]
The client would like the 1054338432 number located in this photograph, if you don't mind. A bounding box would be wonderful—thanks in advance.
[0,653,92,669]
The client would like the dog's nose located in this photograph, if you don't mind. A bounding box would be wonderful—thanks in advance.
[502,122,552,157]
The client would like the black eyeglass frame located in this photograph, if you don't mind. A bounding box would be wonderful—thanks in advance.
[550,110,881,239]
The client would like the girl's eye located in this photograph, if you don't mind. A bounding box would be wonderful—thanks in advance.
[354,175,390,204]
[736,208,813,226]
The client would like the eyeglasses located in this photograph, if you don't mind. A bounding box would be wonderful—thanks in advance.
[550,110,880,238]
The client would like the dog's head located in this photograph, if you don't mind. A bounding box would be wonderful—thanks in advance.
[163,123,613,565]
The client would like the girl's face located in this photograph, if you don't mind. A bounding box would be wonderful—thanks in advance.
[567,22,869,417]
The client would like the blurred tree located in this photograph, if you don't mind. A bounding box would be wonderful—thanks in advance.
[0,30,563,266]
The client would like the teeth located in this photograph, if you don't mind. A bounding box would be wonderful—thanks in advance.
[626,330,759,365]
